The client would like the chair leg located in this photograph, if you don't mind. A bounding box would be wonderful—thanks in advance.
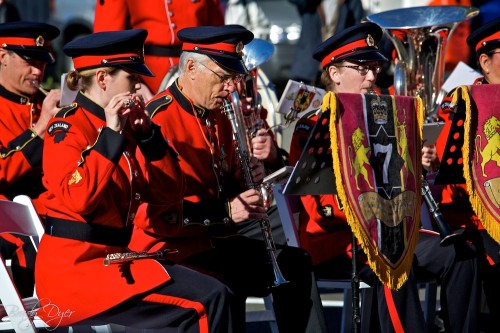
[423,282,438,331]
[263,295,279,333]
[341,288,353,333]
[360,287,374,333]
[92,325,113,333]
[66,325,113,333]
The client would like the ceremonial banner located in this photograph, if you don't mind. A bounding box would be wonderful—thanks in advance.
[326,92,424,289]
[454,85,500,243]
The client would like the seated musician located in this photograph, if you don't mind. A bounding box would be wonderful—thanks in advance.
[289,21,480,333]
[35,29,234,331]
[132,25,329,333]
[0,21,61,298]
[428,17,500,331]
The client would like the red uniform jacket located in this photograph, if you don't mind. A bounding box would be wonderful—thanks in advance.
[94,0,224,93]
[289,111,352,265]
[131,81,242,259]
[434,77,485,230]
[0,85,46,209]
[0,85,47,268]
[35,92,185,326]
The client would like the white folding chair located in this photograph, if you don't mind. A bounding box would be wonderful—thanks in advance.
[245,295,278,333]
[0,196,47,333]
[0,195,112,333]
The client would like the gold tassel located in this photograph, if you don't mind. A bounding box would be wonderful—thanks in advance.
[462,87,500,243]
[328,93,423,290]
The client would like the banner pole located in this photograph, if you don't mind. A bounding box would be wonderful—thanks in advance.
[351,233,361,332]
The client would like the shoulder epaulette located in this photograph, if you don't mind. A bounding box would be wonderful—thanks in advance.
[54,103,78,118]
[147,95,173,118]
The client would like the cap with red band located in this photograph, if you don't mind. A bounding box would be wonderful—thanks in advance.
[313,22,386,68]
[71,53,142,71]
[178,25,253,74]
[0,36,51,48]
[181,41,243,57]
[467,17,500,56]
[63,29,154,77]
[0,21,59,63]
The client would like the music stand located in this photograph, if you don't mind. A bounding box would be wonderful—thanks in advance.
[283,109,337,196]
[282,109,365,331]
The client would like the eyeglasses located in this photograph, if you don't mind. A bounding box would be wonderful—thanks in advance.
[487,51,500,57]
[336,64,381,76]
[198,61,244,85]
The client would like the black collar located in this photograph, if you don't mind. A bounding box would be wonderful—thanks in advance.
[0,84,39,105]
[75,91,106,121]
[170,80,210,120]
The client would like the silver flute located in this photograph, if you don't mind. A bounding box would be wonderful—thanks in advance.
[103,249,179,266]
[222,98,288,287]
[31,80,48,96]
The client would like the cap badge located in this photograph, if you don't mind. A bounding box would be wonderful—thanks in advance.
[235,41,244,55]
[35,36,45,47]
[366,34,375,47]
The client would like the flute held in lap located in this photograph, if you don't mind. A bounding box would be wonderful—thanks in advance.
[103,249,179,266]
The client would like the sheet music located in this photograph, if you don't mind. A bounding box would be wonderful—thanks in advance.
[423,121,445,145]
[441,61,482,93]
[277,80,326,119]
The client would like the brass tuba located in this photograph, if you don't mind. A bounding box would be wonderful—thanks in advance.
[367,5,479,119]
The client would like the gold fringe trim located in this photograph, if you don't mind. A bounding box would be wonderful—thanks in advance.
[460,86,500,243]
[328,93,423,290]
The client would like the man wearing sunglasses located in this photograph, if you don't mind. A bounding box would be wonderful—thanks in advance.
[131,25,329,333]
[289,22,479,332]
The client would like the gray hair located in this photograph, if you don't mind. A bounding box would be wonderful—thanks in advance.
[179,52,211,75]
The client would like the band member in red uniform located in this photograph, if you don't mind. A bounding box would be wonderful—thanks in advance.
[0,21,61,298]
[134,25,328,332]
[431,17,500,331]
[93,0,224,97]
[35,29,234,332]
[289,22,480,333]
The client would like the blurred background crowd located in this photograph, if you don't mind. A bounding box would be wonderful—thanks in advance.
[1,0,498,101]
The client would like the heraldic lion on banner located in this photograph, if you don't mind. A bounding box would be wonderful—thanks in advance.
[451,85,500,244]
[324,91,424,290]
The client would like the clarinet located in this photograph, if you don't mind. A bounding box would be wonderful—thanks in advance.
[222,98,288,287]
[421,178,461,246]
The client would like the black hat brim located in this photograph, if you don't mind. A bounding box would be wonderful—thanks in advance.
[117,62,155,77]
[340,49,387,63]
[8,46,55,63]
[208,54,247,74]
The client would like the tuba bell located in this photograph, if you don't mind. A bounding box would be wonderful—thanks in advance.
[367,5,479,119]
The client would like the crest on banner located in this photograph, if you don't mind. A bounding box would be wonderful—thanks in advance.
[452,85,500,243]
[326,92,424,289]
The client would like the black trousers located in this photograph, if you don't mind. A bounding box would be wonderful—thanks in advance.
[469,229,500,333]
[0,234,36,297]
[314,231,480,333]
[82,262,235,333]
[181,206,329,333]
